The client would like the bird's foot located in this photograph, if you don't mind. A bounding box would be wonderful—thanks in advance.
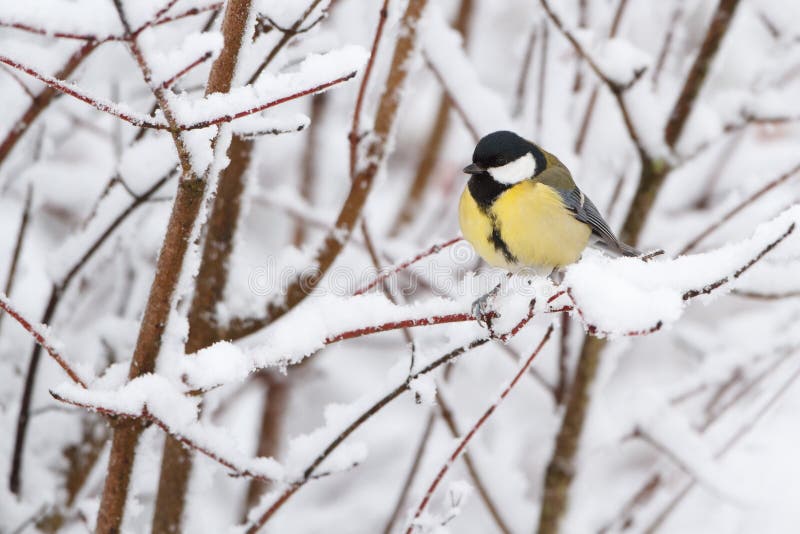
[471,291,499,328]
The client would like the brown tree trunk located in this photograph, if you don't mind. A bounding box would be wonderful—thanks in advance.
[95,1,254,531]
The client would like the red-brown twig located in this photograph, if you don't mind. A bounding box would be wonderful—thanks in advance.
[679,162,800,255]
[0,2,222,42]
[354,237,463,295]
[562,222,796,338]
[406,325,555,532]
[681,223,795,300]
[50,393,278,483]
[180,72,357,130]
[0,294,87,388]
[323,312,475,344]
[0,54,158,126]
[0,54,356,132]
[244,336,492,533]
[349,0,390,177]
[540,0,647,161]
[160,51,213,89]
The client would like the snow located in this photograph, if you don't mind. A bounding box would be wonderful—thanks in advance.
[564,206,800,336]
[181,293,471,389]
[0,0,123,40]
[3,1,800,533]
[168,45,368,127]
[52,374,286,481]
[143,31,224,88]
[421,3,513,136]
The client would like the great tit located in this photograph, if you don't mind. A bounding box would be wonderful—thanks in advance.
[459,130,639,277]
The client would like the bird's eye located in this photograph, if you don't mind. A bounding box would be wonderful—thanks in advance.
[496,157,507,166]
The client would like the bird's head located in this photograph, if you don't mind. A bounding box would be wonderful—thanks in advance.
[463,130,545,184]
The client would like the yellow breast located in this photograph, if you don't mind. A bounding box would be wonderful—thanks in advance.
[458,181,591,272]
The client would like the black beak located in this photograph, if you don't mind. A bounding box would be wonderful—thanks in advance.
[463,163,483,175]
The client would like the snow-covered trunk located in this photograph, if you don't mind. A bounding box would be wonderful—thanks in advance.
[95,1,253,531]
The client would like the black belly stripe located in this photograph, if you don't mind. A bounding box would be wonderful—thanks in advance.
[489,217,517,264]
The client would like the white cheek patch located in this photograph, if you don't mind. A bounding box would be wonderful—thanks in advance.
[487,153,537,184]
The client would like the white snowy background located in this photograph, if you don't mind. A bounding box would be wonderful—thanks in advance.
[1,0,800,533]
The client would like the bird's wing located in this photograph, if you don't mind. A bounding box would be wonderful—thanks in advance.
[536,166,640,257]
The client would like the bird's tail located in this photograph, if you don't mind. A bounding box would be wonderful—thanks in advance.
[617,241,641,257]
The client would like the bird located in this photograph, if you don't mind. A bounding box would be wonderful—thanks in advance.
[458,130,640,318]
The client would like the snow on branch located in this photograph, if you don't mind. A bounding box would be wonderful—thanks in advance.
[0,293,89,387]
[0,46,366,132]
[244,336,496,533]
[354,236,463,295]
[563,206,799,336]
[182,295,476,390]
[407,325,555,532]
[50,374,286,483]
[0,0,221,42]
[0,54,161,126]
[183,208,799,391]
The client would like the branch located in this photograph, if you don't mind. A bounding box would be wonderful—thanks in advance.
[223,0,428,340]
[0,294,88,387]
[349,0,390,176]
[679,162,800,255]
[354,237,463,295]
[93,0,253,529]
[406,326,555,532]
[0,54,356,132]
[435,387,513,534]
[664,0,742,148]
[0,54,164,127]
[244,336,492,533]
[179,72,357,130]
[539,0,648,161]
[681,223,795,300]
[51,392,282,483]
[0,42,97,172]
[0,185,32,332]
[160,51,214,89]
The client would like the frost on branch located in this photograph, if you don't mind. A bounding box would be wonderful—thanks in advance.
[563,206,800,336]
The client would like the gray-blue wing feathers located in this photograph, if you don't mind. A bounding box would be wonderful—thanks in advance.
[558,188,640,257]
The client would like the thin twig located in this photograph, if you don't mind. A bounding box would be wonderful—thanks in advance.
[0,185,32,332]
[354,237,463,295]
[664,0,742,148]
[0,294,87,387]
[349,0,391,177]
[436,389,513,534]
[679,162,800,255]
[245,336,492,533]
[51,394,279,483]
[406,326,555,532]
[382,414,437,534]
[0,54,356,132]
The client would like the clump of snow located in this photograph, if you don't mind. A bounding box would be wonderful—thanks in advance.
[409,374,437,405]
[169,45,368,127]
